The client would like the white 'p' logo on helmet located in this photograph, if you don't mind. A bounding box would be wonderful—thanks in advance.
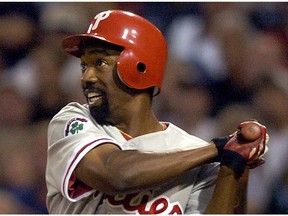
[87,11,111,33]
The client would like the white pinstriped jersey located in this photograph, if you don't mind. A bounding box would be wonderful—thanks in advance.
[46,102,219,214]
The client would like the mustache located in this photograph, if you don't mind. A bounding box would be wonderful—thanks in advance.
[82,84,106,97]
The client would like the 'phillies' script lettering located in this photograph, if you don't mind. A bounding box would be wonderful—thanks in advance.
[105,191,183,214]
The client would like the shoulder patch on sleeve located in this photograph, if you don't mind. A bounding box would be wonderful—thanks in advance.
[64,117,92,137]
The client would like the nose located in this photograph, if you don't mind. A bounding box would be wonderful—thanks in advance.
[81,67,98,85]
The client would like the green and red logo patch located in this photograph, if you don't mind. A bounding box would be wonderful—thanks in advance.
[65,117,90,137]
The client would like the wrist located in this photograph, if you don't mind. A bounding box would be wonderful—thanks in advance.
[220,150,247,177]
[212,137,229,160]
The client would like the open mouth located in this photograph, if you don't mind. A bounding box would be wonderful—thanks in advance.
[87,91,102,105]
[85,89,103,105]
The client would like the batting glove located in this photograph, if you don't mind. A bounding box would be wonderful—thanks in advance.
[213,121,269,177]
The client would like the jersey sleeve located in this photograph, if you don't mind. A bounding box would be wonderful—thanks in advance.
[46,104,123,202]
[184,162,220,214]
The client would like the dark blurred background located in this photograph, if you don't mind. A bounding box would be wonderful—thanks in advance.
[0,2,288,213]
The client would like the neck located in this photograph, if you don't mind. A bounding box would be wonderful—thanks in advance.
[110,94,163,138]
[116,109,163,138]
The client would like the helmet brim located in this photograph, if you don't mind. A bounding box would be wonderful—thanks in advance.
[62,34,111,58]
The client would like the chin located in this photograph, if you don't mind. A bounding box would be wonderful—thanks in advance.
[89,100,110,125]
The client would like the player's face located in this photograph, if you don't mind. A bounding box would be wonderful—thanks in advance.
[80,46,127,124]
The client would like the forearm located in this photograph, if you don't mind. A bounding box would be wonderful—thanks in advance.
[234,169,249,213]
[204,165,239,214]
[106,144,218,191]
[77,143,218,195]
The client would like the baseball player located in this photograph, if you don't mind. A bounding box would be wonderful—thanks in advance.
[46,10,268,214]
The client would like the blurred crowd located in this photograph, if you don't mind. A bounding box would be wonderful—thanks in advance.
[0,2,287,214]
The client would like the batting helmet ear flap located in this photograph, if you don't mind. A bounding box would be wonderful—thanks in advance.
[117,49,151,91]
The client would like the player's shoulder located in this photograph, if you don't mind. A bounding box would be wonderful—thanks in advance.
[47,102,108,141]
[48,102,93,132]
[165,122,190,135]
[52,102,89,120]
[162,122,209,148]
[163,122,199,138]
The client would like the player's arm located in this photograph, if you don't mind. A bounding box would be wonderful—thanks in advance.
[204,165,239,213]
[204,166,250,213]
[75,142,218,195]
[234,169,249,213]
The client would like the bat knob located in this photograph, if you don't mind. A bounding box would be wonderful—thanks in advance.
[237,122,262,142]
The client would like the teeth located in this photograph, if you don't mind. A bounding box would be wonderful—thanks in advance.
[88,92,100,98]
[87,92,102,104]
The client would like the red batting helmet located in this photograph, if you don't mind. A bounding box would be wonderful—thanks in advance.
[62,10,167,95]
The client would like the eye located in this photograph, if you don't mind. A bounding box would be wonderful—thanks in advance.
[96,59,108,67]
[80,63,87,73]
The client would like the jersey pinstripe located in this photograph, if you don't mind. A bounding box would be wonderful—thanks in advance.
[46,102,219,214]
